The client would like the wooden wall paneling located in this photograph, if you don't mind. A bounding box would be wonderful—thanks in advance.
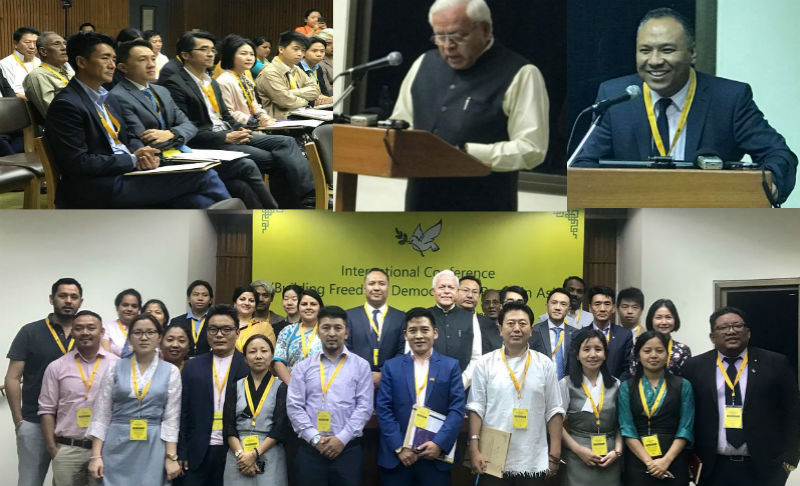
[583,218,618,289]
[215,0,333,46]
[215,227,252,305]
[0,0,129,55]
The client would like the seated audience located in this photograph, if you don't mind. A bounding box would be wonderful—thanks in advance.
[256,32,321,120]
[23,32,74,119]
[294,10,324,37]
[300,37,332,97]
[0,27,41,98]
[250,36,272,79]
[216,35,276,127]
[143,30,169,77]
[316,29,333,88]
[78,23,95,33]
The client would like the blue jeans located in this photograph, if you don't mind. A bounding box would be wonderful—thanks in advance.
[16,420,50,486]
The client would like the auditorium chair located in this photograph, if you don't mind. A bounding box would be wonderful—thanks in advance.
[304,137,330,209]
[0,98,45,208]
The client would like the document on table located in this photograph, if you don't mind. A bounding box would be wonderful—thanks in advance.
[259,119,326,130]
[167,149,249,162]
[290,107,333,121]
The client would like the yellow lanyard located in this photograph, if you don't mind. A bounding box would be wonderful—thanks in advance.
[12,52,30,73]
[308,67,319,83]
[301,325,317,357]
[41,63,69,85]
[638,377,666,420]
[191,317,206,345]
[581,380,605,428]
[96,105,122,145]
[643,68,697,157]
[274,58,298,89]
[634,324,642,338]
[131,356,154,405]
[415,362,429,398]
[244,375,275,426]
[551,327,565,357]
[667,339,673,359]
[232,71,256,114]
[201,83,220,115]
[500,349,531,399]
[319,355,347,400]
[213,357,232,407]
[75,355,102,399]
[363,304,388,341]
[716,351,748,401]
[117,320,128,339]
[46,317,74,355]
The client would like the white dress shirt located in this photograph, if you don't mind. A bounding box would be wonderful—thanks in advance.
[715,349,749,455]
[648,76,691,160]
[0,50,41,94]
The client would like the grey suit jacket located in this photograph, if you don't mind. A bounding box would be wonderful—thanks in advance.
[529,319,578,377]
[110,77,197,144]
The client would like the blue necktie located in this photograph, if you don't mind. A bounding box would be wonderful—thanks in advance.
[724,356,745,448]
[654,97,672,155]
[142,87,166,129]
[371,309,381,339]
[553,327,565,379]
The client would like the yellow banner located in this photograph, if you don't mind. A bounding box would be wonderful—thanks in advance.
[252,211,584,314]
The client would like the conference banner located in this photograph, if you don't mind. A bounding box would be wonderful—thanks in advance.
[253,211,584,316]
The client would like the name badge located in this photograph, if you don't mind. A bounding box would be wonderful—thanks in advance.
[130,419,147,441]
[76,408,92,428]
[373,349,379,366]
[242,435,259,453]
[414,407,430,429]
[642,434,662,457]
[724,406,743,429]
[512,408,528,429]
[591,434,608,456]
[317,411,331,432]
[212,411,223,431]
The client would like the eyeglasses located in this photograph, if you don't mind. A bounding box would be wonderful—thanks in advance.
[430,32,473,46]
[131,330,159,338]
[714,322,746,333]
[207,326,236,336]
[192,47,217,54]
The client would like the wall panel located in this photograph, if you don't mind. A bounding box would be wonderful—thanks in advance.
[215,0,332,44]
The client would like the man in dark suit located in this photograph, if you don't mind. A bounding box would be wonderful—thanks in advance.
[571,7,797,204]
[162,30,315,208]
[376,308,465,485]
[168,280,214,358]
[45,31,230,208]
[345,268,406,389]
[530,288,578,379]
[586,286,633,379]
[479,288,503,353]
[457,276,500,354]
[111,40,277,209]
[681,306,800,486]
[179,304,249,486]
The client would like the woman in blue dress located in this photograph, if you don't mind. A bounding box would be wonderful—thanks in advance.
[272,289,324,384]
[88,314,182,485]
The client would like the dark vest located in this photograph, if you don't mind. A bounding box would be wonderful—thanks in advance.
[430,305,474,371]
[628,373,683,456]
[406,43,529,211]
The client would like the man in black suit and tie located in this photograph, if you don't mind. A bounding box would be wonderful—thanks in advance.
[456,275,500,354]
[45,31,231,208]
[111,40,277,209]
[168,280,214,358]
[345,268,406,389]
[530,288,578,379]
[681,306,800,486]
[162,30,315,209]
[586,286,633,379]
[179,305,249,486]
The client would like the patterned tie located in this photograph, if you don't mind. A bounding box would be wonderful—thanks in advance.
[371,309,381,339]
[553,327,565,379]
[654,97,672,155]
[724,356,745,448]
[142,87,166,129]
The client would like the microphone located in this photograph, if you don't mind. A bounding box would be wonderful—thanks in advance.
[591,85,641,113]
[343,51,403,75]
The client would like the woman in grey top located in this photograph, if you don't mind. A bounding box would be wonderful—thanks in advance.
[560,327,623,486]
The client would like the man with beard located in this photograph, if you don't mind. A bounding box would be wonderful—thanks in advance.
[530,288,578,380]
[5,278,84,486]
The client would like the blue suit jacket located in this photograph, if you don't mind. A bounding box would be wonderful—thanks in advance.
[529,320,578,378]
[376,351,465,470]
[178,351,249,468]
[45,79,143,207]
[587,322,633,380]
[345,305,406,371]
[573,72,797,204]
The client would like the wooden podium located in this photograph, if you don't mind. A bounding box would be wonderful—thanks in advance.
[567,168,772,208]
[333,125,490,211]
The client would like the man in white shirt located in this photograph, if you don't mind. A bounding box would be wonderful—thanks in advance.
[0,27,42,98]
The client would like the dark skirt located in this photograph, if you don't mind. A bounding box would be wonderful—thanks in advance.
[622,447,689,486]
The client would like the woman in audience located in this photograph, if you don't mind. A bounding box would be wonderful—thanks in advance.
[617,331,694,485]
[223,334,290,485]
[143,299,170,326]
[251,36,272,79]
[217,35,275,128]
[272,289,323,383]
[294,9,323,37]
[272,284,303,337]
[630,300,692,376]
[316,29,333,88]
[233,284,276,353]
[560,328,623,486]
[88,314,182,486]
[102,288,142,357]
[161,324,190,371]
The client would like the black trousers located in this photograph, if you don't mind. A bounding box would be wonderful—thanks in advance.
[701,455,788,486]
[295,439,363,486]
[213,156,278,208]
[179,444,227,486]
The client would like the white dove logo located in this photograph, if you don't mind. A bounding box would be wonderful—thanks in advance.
[395,220,442,257]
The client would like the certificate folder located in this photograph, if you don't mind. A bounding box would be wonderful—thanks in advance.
[462,425,510,478]
[403,405,456,464]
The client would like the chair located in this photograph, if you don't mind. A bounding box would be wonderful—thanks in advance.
[312,123,333,185]
[304,139,330,209]
[207,198,247,210]
[0,98,45,207]
[33,137,59,209]
[0,165,38,208]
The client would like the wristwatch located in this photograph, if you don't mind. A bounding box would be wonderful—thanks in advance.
[310,434,322,447]
[468,435,481,441]
[166,453,179,461]
[234,449,244,458]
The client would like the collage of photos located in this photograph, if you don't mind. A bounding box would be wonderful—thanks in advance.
[0,1,798,486]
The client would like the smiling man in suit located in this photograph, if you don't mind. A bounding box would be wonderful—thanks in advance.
[46,31,230,208]
[111,39,277,208]
[586,286,633,379]
[376,308,465,486]
[530,288,577,380]
[345,268,406,389]
[681,307,800,486]
[572,7,797,204]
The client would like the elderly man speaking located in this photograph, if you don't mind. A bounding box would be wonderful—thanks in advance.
[392,0,549,211]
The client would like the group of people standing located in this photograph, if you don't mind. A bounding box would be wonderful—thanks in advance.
[6,271,800,486]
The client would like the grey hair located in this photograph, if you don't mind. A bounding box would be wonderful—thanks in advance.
[316,28,333,43]
[36,31,58,50]
[428,0,493,32]
[250,279,275,297]
[432,269,459,289]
